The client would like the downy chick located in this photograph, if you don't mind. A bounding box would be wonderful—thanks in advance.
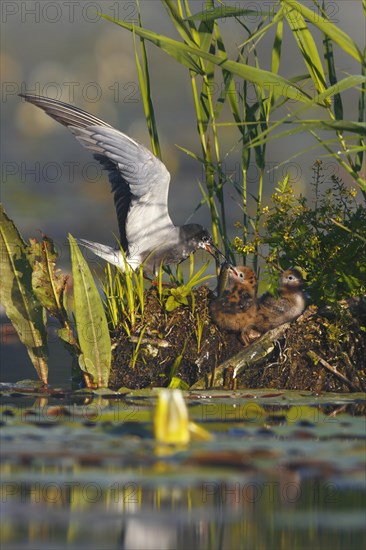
[255,268,306,332]
[210,265,259,345]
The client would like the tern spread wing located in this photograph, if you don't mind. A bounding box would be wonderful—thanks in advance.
[20,94,174,256]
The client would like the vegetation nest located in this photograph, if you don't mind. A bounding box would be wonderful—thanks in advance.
[109,287,366,392]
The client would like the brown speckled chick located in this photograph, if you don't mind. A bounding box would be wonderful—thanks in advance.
[210,265,259,345]
[254,268,306,333]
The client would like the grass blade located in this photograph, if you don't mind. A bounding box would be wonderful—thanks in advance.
[281,0,363,64]
[162,0,196,47]
[356,63,365,171]
[100,13,311,103]
[187,5,271,22]
[284,2,328,97]
[221,76,366,150]
[323,32,343,120]
[272,16,283,75]
[133,2,161,158]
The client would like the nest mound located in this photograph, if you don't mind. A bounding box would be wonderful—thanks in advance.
[239,297,366,392]
[109,288,366,392]
[109,286,242,389]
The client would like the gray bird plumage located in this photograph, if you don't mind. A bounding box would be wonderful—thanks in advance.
[20,94,224,273]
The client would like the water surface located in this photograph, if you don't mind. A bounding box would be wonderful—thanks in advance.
[1,386,365,549]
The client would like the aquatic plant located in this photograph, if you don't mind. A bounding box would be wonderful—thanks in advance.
[0,205,49,384]
[101,0,365,269]
[234,164,366,304]
[0,207,111,388]
[153,388,212,444]
[163,260,212,312]
[101,259,146,334]
[69,235,111,387]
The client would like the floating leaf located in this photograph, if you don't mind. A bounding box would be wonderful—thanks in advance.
[69,234,111,388]
[0,204,48,384]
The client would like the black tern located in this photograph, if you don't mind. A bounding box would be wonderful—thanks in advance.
[20,94,225,274]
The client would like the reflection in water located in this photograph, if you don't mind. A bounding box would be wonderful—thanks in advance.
[1,391,365,549]
[1,469,365,550]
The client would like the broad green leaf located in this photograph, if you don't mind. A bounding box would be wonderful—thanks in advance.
[69,234,111,388]
[29,235,80,359]
[0,204,48,384]
[100,14,311,103]
[29,235,68,318]
[281,0,363,64]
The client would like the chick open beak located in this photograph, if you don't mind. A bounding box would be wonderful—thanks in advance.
[228,264,239,277]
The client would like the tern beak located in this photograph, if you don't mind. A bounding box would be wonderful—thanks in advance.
[203,241,227,262]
